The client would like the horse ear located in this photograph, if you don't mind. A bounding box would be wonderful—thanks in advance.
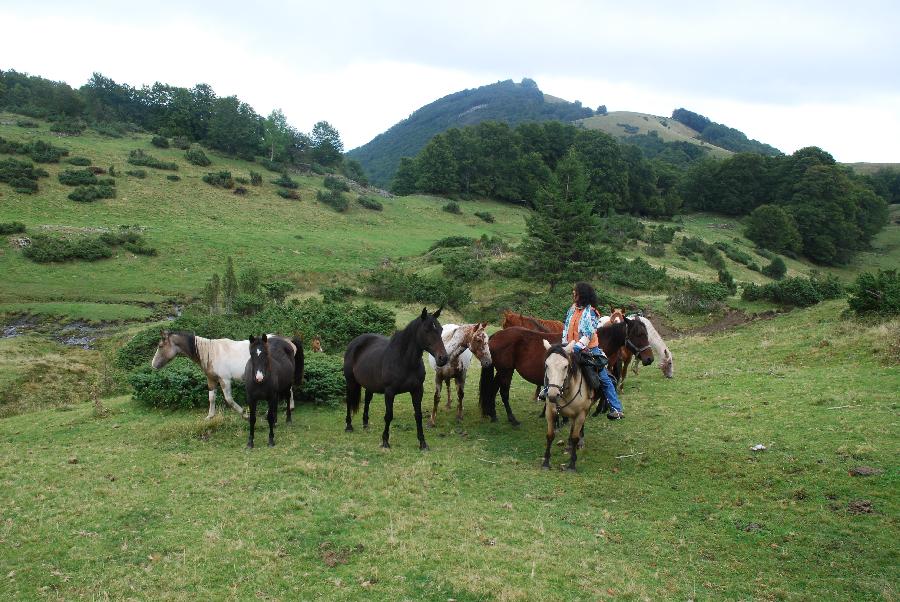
[542,339,552,350]
[564,341,576,353]
[433,305,443,319]
[421,307,428,320]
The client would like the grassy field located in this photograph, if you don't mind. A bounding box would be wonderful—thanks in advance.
[576,111,733,158]
[0,301,896,600]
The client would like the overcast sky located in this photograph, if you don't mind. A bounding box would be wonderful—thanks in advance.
[2,0,898,162]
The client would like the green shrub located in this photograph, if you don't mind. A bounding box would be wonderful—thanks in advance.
[129,363,218,410]
[58,168,97,186]
[714,241,754,266]
[605,257,669,290]
[357,196,383,211]
[172,136,191,150]
[718,269,737,295]
[250,171,262,186]
[23,234,113,263]
[262,281,293,304]
[769,277,822,307]
[365,267,471,309]
[66,156,92,166]
[166,174,181,182]
[185,147,211,166]
[277,189,300,200]
[68,184,116,202]
[126,169,147,179]
[49,118,86,136]
[0,136,24,154]
[491,256,528,278]
[599,213,645,247]
[0,221,26,234]
[273,173,298,189]
[442,201,462,214]
[429,236,474,251]
[321,285,358,304]
[323,175,350,192]
[668,280,729,314]
[297,353,345,405]
[646,225,676,245]
[151,136,169,149]
[0,157,46,193]
[203,171,234,189]
[848,270,900,316]
[16,119,38,128]
[128,149,178,171]
[762,257,787,280]
[26,140,69,163]
[317,189,348,212]
[233,293,266,316]
[474,211,495,223]
[235,176,249,185]
[646,242,666,257]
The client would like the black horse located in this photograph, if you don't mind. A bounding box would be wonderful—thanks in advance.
[344,307,449,449]
[244,334,303,448]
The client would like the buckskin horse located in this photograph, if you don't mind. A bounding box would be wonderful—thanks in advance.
[344,307,448,449]
[539,340,595,471]
[479,318,654,424]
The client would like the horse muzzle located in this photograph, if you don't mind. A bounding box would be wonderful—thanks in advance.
[641,355,654,367]
[435,354,449,367]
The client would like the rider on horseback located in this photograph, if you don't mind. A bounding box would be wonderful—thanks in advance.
[562,282,625,420]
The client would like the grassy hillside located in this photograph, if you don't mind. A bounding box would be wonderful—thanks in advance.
[0,301,896,600]
[577,111,733,158]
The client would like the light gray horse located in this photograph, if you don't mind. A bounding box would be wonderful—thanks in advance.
[426,322,491,427]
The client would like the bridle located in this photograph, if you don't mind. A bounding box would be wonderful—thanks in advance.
[624,320,652,356]
[540,348,583,410]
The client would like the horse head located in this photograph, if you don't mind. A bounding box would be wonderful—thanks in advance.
[624,317,654,366]
[419,307,448,367]
[660,348,674,378]
[248,334,271,384]
[152,330,192,369]
[540,339,576,404]
[469,322,492,367]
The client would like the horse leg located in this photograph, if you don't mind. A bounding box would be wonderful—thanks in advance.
[285,392,292,424]
[206,376,217,419]
[363,390,373,429]
[455,375,464,423]
[566,412,587,472]
[498,373,519,426]
[345,379,361,432]
[247,399,257,449]
[430,374,442,428]
[542,404,555,470]
[411,386,428,450]
[220,379,245,419]
[267,397,277,447]
[381,392,395,449]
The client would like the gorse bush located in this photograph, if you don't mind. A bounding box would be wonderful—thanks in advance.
[49,118,86,135]
[429,236,474,251]
[668,280,730,314]
[273,173,298,189]
[166,174,180,182]
[474,211,495,223]
[742,274,844,307]
[277,189,300,200]
[203,171,235,189]
[0,221,26,234]
[23,140,69,163]
[126,169,147,178]
[0,157,47,193]
[848,269,900,316]
[599,214,645,247]
[321,285,358,304]
[762,256,787,280]
[357,196,383,210]
[365,267,472,309]
[129,363,219,410]
[296,353,345,405]
[250,171,262,186]
[128,149,178,170]
[151,135,169,148]
[68,184,116,202]
[66,156,92,166]
[58,168,97,186]
[317,189,348,212]
[172,136,191,150]
[646,225,676,245]
[323,175,350,192]
[605,256,669,290]
[442,201,462,214]
[23,234,113,263]
[185,147,211,166]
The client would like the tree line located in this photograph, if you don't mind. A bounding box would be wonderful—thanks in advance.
[0,69,356,175]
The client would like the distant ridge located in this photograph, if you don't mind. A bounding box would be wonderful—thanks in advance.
[346,79,593,187]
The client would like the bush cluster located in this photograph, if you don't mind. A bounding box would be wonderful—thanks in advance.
[0,137,69,163]
[317,189,348,212]
[249,171,262,186]
[430,236,474,251]
[166,174,181,182]
[49,118,86,135]
[323,175,350,192]
[0,221,26,234]
[203,171,235,189]
[129,363,215,410]
[762,257,787,280]
[66,156,92,166]
[151,136,169,149]
[259,158,284,173]
[0,157,47,193]
[68,184,116,202]
[273,173,298,189]
[714,241,759,270]
[277,188,300,200]
[365,267,471,309]
[604,256,669,290]
[128,149,178,171]
[296,353,345,405]
[474,211,495,223]
[645,225,677,245]
[668,280,730,314]
[58,168,97,186]
[599,214,645,247]
[742,274,844,307]
[172,136,191,150]
[357,196,383,211]
[848,270,899,316]
[321,285,358,304]
[185,147,211,166]
[23,234,113,263]
[442,201,462,214]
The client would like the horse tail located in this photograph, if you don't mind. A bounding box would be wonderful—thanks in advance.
[291,336,304,386]
[478,363,496,418]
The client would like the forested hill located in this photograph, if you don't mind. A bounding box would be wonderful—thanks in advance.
[345,79,593,187]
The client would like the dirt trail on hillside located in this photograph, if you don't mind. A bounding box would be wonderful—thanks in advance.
[652,309,782,340]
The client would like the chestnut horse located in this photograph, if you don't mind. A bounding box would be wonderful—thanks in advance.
[479,318,654,424]
[501,310,563,333]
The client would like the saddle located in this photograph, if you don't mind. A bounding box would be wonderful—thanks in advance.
[576,351,610,413]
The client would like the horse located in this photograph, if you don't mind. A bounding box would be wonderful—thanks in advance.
[344,307,449,449]
[244,334,302,448]
[617,316,674,391]
[311,336,324,353]
[539,340,595,471]
[426,322,491,427]
[480,318,655,423]
[500,310,563,333]
[152,331,303,420]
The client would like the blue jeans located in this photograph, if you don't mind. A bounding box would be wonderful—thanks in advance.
[583,347,622,413]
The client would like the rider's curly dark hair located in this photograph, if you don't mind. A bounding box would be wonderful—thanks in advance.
[574,282,599,309]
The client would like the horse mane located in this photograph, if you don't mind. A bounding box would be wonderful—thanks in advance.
[170,330,198,360]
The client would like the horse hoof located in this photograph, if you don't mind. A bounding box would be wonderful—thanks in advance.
[247,443,254,449]
[565,465,577,473]
[541,463,550,470]
[509,419,521,427]
[363,423,370,430]
[345,425,354,432]
[268,441,275,447]
[381,442,391,449]
[489,415,498,423]
[286,417,292,424]
[420,443,429,451]
[205,415,215,420]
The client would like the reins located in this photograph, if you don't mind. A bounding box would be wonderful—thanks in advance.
[541,349,584,411]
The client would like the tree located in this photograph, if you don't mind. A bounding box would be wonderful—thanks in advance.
[311,121,344,167]
[745,204,801,254]
[521,150,601,290]
[416,135,458,194]
[391,157,419,195]
[222,257,238,314]
[203,273,221,313]
[263,109,292,162]
[762,256,787,280]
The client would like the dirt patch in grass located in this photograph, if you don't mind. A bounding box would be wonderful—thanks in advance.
[847,500,874,514]
[319,541,364,567]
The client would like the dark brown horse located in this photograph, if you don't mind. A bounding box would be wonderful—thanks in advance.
[479,318,654,423]
[501,310,563,333]
[344,307,448,449]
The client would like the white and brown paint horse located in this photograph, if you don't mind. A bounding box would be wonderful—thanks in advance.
[618,315,674,391]
[426,322,491,427]
[152,330,301,419]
